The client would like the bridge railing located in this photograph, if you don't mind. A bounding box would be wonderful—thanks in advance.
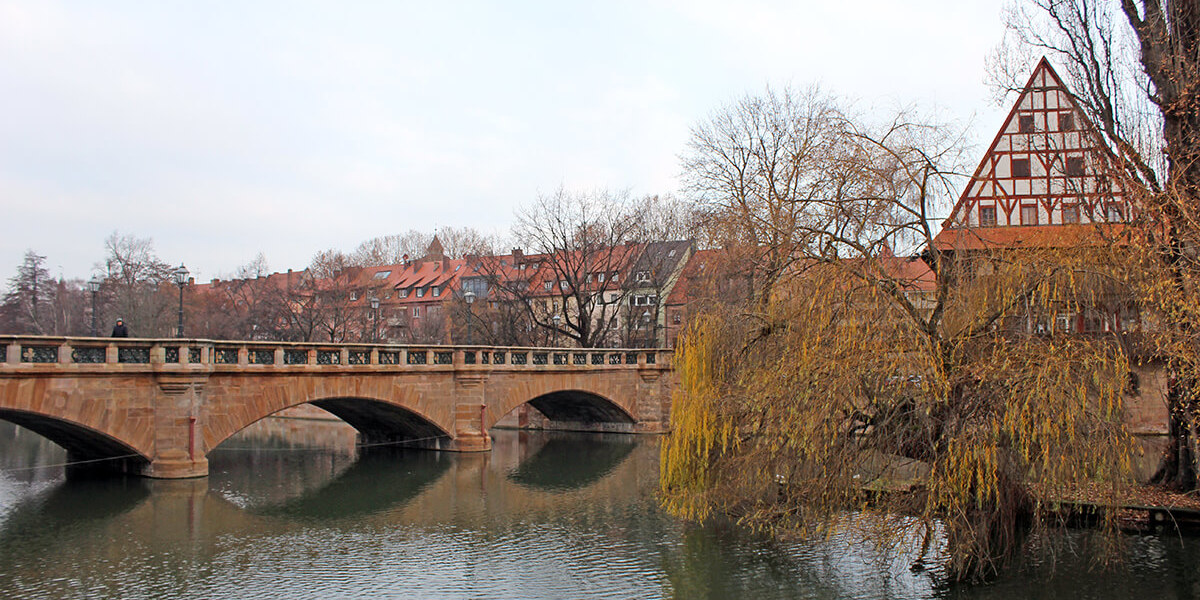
[0,336,673,371]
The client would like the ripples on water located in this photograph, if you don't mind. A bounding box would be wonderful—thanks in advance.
[0,419,1199,599]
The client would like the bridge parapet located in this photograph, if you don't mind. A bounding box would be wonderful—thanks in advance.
[0,336,672,374]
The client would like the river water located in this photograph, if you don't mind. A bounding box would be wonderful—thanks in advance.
[1,419,1199,599]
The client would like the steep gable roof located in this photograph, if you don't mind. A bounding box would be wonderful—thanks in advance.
[934,57,1128,251]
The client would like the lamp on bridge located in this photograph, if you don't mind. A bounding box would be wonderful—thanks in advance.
[463,290,476,345]
[87,277,102,337]
[552,314,561,347]
[172,264,189,338]
[369,295,380,342]
[642,310,653,349]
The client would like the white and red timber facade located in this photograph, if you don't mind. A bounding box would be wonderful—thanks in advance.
[936,57,1133,239]
[931,58,1166,476]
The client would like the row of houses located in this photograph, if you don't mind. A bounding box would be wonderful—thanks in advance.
[193,235,705,348]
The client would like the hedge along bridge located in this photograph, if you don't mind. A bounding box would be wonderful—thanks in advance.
[0,336,675,479]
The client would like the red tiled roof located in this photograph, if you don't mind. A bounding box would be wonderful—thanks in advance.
[932,224,1134,252]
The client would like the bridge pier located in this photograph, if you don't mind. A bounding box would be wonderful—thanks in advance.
[450,372,491,452]
[150,373,209,479]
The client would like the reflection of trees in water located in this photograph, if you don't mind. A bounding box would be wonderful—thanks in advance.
[661,520,937,600]
[250,449,452,521]
[505,431,637,492]
[0,477,152,575]
[208,416,360,508]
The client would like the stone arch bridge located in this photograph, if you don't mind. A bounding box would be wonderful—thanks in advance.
[0,336,674,478]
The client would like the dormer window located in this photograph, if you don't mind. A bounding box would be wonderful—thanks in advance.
[416,287,425,298]
[1066,156,1085,177]
[432,286,440,297]
[1059,112,1075,131]
[350,292,358,301]
[1018,114,1034,133]
[636,270,651,283]
[399,289,409,298]
[544,281,552,291]
[1011,158,1031,178]
[559,280,568,290]
[979,206,997,227]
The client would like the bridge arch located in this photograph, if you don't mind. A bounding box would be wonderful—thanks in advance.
[486,373,639,432]
[202,388,454,455]
[0,409,151,474]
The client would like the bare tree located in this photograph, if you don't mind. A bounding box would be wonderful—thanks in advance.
[507,188,646,347]
[681,86,848,308]
[351,227,499,266]
[98,232,175,337]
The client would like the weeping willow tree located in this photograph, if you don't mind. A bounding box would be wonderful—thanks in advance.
[663,90,1156,581]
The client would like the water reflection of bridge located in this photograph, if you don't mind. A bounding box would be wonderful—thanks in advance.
[0,336,674,478]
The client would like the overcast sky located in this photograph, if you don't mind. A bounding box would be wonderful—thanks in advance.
[0,0,1013,284]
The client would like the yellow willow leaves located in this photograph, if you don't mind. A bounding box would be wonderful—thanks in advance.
[660,314,737,520]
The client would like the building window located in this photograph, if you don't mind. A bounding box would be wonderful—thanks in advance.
[1059,112,1075,131]
[636,270,651,283]
[544,281,552,291]
[632,294,658,306]
[1018,114,1035,133]
[350,292,358,301]
[1021,205,1039,225]
[559,280,568,290]
[672,311,682,325]
[1012,158,1031,178]
[586,273,593,283]
[598,272,606,283]
[1061,204,1080,224]
[432,286,440,297]
[1066,156,1085,177]
[373,270,391,279]
[413,306,421,317]
[399,289,409,298]
[1107,204,1125,222]
[416,288,425,298]
[979,206,997,227]
[611,272,619,282]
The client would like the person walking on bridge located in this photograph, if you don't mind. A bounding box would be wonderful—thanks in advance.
[111,319,129,338]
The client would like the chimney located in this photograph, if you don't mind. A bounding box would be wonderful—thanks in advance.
[512,248,524,263]
[402,253,410,267]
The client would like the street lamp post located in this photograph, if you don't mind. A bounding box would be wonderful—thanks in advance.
[463,290,476,345]
[369,296,380,342]
[642,310,653,348]
[172,264,190,338]
[552,314,561,347]
[87,277,101,337]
